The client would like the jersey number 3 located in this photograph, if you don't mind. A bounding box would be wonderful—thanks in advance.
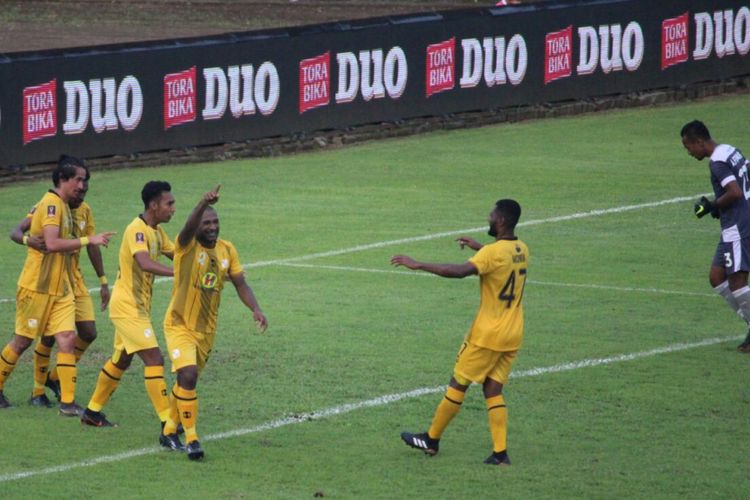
[499,268,527,308]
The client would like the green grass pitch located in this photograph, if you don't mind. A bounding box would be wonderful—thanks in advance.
[1,94,749,497]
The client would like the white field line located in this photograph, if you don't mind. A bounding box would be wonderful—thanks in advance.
[274,262,716,298]
[0,194,704,305]
[0,334,737,483]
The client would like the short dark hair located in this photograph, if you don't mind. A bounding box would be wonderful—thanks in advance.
[495,199,521,230]
[52,154,86,186]
[681,120,711,142]
[141,181,172,209]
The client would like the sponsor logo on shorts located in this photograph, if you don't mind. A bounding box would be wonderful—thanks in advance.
[28,318,38,329]
[172,349,181,359]
[144,328,152,338]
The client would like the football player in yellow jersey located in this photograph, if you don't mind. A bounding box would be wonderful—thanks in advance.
[11,159,110,409]
[160,186,267,460]
[391,199,528,466]
[0,156,114,414]
[81,181,177,437]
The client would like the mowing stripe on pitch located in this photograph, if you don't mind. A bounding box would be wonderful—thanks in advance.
[274,262,716,298]
[0,193,706,305]
[0,334,736,483]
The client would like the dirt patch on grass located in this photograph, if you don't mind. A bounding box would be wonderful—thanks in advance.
[1,0,511,53]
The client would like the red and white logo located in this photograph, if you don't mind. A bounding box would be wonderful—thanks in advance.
[164,67,197,129]
[662,13,689,70]
[23,80,57,145]
[299,52,331,114]
[545,26,573,84]
[426,38,455,97]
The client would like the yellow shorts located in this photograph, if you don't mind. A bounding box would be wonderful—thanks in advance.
[15,287,76,339]
[454,341,517,385]
[75,293,96,323]
[111,317,160,355]
[164,324,214,372]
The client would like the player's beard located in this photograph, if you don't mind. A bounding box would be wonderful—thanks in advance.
[488,224,497,237]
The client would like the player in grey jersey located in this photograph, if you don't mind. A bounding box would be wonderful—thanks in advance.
[681,120,750,352]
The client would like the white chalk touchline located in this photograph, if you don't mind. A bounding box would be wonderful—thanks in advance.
[0,193,705,305]
[0,334,737,483]
[274,262,716,298]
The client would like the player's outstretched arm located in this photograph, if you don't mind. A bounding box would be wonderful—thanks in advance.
[391,255,477,278]
[456,237,483,251]
[177,185,221,248]
[10,217,46,252]
[230,272,268,333]
[133,251,174,277]
[44,226,114,252]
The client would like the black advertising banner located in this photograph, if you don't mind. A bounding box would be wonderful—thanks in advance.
[2,0,750,166]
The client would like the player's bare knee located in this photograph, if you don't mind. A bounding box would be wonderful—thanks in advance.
[9,334,33,354]
[138,347,164,367]
[482,378,504,398]
[75,321,97,343]
[39,335,55,348]
[54,331,77,353]
[177,366,199,390]
[114,352,133,370]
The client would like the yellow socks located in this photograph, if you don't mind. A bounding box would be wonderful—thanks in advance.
[0,345,20,391]
[162,383,181,435]
[428,386,466,440]
[32,342,52,397]
[486,395,508,453]
[56,352,77,404]
[174,385,199,443]
[144,365,171,423]
[48,336,91,384]
[87,359,124,412]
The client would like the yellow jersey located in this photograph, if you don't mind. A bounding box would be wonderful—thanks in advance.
[109,216,175,319]
[70,202,96,297]
[164,237,243,335]
[17,191,74,296]
[467,238,529,351]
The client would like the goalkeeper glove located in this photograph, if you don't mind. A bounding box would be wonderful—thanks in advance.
[694,196,719,219]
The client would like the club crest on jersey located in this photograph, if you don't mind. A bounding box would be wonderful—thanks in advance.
[198,251,207,265]
[221,259,228,269]
[135,232,145,243]
[79,220,86,230]
[201,272,218,289]
[46,205,56,217]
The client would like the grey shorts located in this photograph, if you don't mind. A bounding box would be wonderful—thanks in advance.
[712,237,750,274]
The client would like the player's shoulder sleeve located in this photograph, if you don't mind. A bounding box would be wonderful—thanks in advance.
[26,202,39,219]
[82,202,96,236]
[124,219,149,256]
[41,193,64,228]
[158,226,175,256]
[710,145,739,188]
[469,242,502,275]
[223,240,244,276]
